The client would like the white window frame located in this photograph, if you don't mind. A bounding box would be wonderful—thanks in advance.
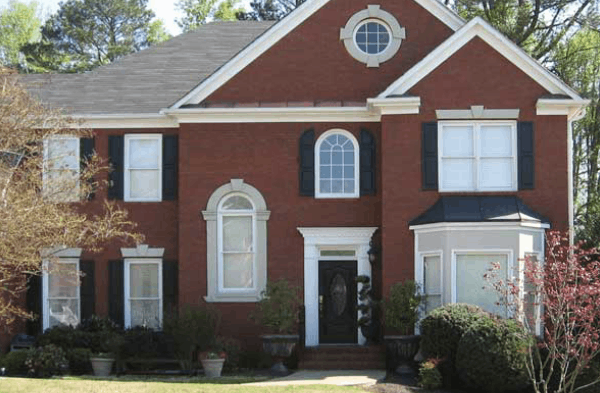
[43,135,80,202]
[417,251,443,315]
[217,193,257,293]
[523,252,543,336]
[315,129,360,199]
[124,134,162,202]
[438,121,518,192]
[42,258,81,330]
[451,249,513,316]
[124,258,163,329]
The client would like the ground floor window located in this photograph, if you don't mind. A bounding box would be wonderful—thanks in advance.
[422,254,442,314]
[43,258,80,329]
[124,259,162,329]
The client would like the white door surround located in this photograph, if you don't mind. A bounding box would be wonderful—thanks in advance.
[297,227,378,347]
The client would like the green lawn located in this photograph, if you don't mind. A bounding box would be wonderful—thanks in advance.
[0,377,366,393]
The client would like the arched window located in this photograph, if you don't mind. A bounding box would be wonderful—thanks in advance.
[315,129,360,198]
[202,179,270,302]
[218,193,255,291]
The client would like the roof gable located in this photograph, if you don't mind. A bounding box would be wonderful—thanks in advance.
[172,0,465,108]
[379,17,583,100]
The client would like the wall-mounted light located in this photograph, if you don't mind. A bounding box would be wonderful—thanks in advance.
[367,241,379,265]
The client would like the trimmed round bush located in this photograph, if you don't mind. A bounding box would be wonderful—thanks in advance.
[420,303,489,360]
[456,316,531,393]
[25,344,69,377]
[2,350,29,375]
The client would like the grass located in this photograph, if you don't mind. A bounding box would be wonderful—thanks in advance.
[0,376,366,393]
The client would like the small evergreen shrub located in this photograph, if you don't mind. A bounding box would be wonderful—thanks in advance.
[419,358,443,390]
[456,316,531,393]
[25,344,69,377]
[384,280,423,335]
[2,350,29,375]
[250,279,301,334]
[215,336,243,371]
[65,347,92,375]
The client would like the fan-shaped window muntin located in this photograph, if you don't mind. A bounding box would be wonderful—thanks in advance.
[315,130,359,198]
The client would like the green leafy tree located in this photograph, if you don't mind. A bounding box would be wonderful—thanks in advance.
[176,0,243,32]
[0,1,41,69]
[23,0,166,72]
[236,0,305,21]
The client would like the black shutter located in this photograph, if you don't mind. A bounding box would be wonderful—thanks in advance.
[25,274,42,335]
[79,260,95,322]
[422,122,438,190]
[162,135,178,201]
[360,128,376,195]
[518,122,535,190]
[108,260,124,328]
[162,261,178,319]
[80,137,95,200]
[108,136,124,200]
[299,128,315,196]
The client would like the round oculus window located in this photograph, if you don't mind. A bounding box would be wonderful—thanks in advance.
[354,19,391,55]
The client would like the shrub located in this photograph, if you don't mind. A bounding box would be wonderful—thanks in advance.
[66,347,92,375]
[384,280,423,335]
[2,350,29,375]
[163,305,221,371]
[120,327,174,360]
[25,344,69,377]
[419,358,443,390]
[250,279,301,334]
[37,325,90,349]
[456,316,530,393]
[215,336,243,371]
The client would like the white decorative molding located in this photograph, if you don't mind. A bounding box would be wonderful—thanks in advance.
[536,98,590,120]
[41,247,83,258]
[379,17,584,101]
[63,113,179,129]
[297,227,378,347]
[436,106,519,119]
[367,97,421,115]
[410,222,550,232]
[121,244,165,258]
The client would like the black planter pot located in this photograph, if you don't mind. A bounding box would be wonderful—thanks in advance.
[384,335,421,376]
[261,334,299,375]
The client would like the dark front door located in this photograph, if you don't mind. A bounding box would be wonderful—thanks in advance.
[319,261,357,344]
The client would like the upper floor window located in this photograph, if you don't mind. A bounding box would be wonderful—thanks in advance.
[315,129,359,198]
[43,258,80,330]
[439,121,517,192]
[43,136,80,202]
[124,134,162,202]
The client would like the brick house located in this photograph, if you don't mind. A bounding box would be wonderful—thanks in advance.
[7,0,588,353]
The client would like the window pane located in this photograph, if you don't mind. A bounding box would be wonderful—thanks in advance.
[442,126,473,157]
[344,151,354,165]
[130,299,161,329]
[48,263,79,298]
[479,158,512,189]
[130,169,160,199]
[129,139,159,168]
[320,165,331,179]
[425,295,442,314]
[344,180,355,193]
[223,216,252,252]
[223,253,253,288]
[321,250,356,257]
[480,125,512,157]
[343,166,354,179]
[320,180,331,193]
[456,254,508,316]
[441,158,474,190]
[332,151,343,165]
[130,264,159,298]
[332,165,343,179]
[424,255,441,294]
[221,195,252,210]
[49,299,79,328]
[321,151,331,165]
[47,138,78,170]
[46,169,79,201]
[332,180,343,193]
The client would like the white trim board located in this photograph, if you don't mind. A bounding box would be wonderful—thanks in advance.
[379,17,584,101]
[171,0,464,109]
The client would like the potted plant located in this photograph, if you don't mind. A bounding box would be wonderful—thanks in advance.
[198,350,227,377]
[356,275,380,343]
[89,331,123,377]
[250,279,301,375]
[383,280,424,377]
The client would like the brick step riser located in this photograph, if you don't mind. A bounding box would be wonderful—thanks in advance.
[299,362,386,370]
[301,355,385,362]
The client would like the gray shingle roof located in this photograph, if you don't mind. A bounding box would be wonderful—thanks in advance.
[409,196,551,226]
[21,21,274,115]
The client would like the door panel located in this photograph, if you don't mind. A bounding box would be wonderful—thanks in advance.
[319,261,357,344]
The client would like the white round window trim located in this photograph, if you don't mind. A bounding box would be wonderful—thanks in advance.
[340,5,405,68]
[353,19,392,55]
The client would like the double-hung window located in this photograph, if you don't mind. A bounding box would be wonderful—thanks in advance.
[124,259,162,329]
[124,134,162,202]
[43,259,80,329]
[439,121,517,192]
[43,136,80,202]
[422,254,442,314]
[218,194,256,291]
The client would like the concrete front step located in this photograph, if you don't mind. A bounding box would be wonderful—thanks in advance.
[299,345,386,370]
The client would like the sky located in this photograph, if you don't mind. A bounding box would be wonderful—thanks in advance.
[0,0,252,36]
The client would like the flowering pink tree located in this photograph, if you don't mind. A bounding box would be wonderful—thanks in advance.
[486,231,600,393]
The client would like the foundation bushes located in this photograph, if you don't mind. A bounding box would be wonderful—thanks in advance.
[456,316,531,393]
[1,350,29,375]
